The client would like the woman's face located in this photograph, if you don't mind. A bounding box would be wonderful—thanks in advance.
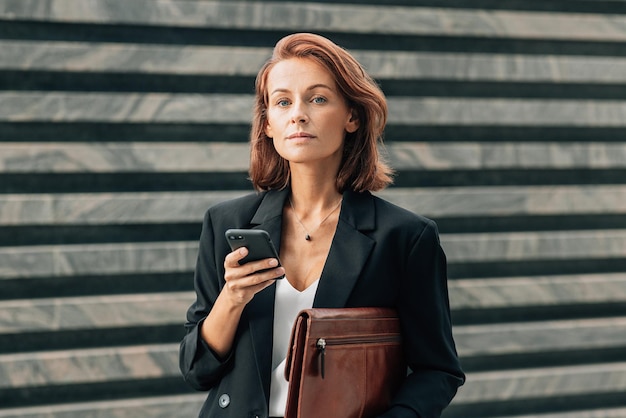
[264,57,358,170]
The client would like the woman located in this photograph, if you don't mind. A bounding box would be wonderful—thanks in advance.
[179,33,465,418]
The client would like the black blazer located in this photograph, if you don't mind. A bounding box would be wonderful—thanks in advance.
[180,188,465,418]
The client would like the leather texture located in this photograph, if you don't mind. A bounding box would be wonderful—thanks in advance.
[285,308,406,418]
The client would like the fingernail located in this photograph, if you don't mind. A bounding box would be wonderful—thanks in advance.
[268,258,278,267]
[239,247,248,255]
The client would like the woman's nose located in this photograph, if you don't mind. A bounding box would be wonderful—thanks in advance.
[290,101,308,123]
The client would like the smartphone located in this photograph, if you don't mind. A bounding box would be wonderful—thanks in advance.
[225,229,283,278]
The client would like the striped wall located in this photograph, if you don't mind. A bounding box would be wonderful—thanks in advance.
[1,1,626,416]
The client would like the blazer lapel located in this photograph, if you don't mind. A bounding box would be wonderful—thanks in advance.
[244,188,289,403]
[314,190,376,308]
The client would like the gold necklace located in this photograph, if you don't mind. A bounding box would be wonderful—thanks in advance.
[288,196,342,241]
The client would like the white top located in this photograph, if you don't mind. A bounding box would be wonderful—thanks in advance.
[268,277,319,417]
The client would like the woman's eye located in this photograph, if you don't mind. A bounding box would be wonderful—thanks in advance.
[312,96,327,104]
[277,99,290,107]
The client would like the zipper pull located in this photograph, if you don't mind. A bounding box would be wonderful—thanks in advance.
[316,338,326,379]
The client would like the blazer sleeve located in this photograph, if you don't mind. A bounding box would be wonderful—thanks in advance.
[179,209,233,391]
[385,219,465,417]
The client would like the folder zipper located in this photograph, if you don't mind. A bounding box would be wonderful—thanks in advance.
[316,334,401,379]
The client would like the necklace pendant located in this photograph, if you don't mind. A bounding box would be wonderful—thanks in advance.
[305,234,311,241]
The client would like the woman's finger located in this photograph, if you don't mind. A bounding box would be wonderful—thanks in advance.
[224,247,249,269]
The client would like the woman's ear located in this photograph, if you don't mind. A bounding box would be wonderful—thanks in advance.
[345,110,359,133]
[265,122,273,139]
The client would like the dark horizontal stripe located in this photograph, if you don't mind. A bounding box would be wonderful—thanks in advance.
[0,172,255,193]
[448,258,626,279]
[2,169,625,193]
[380,80,626,100]
[4,122,626,143]
[393,169,626,188]
[385,126,626,142]
[3,22,626,56]
[0,377,194,408]
[0,272,193,300]
[3,215,625,248]
[0,224,202,247]
[5,71,626,100]
[453,302,626,326]
[461,346,626,373]
[261,0,626,14]
[0,71,256,95]
[444,392,626,418]
[435,214,626,234]
[0,122,251,142]
[0,325,185,355]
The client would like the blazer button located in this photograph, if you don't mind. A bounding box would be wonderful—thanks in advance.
[218,393,230,408]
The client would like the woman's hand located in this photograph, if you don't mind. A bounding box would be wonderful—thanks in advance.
[222,247,285,307]
[200,247,284,358]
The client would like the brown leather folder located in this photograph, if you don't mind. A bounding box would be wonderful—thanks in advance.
[284,308,406,418]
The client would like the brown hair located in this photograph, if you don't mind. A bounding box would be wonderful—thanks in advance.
[249,32,394,192]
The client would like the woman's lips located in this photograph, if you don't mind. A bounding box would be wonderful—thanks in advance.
[287,132,314,140]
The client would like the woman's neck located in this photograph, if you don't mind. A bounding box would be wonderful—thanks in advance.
[288,165,342,211]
